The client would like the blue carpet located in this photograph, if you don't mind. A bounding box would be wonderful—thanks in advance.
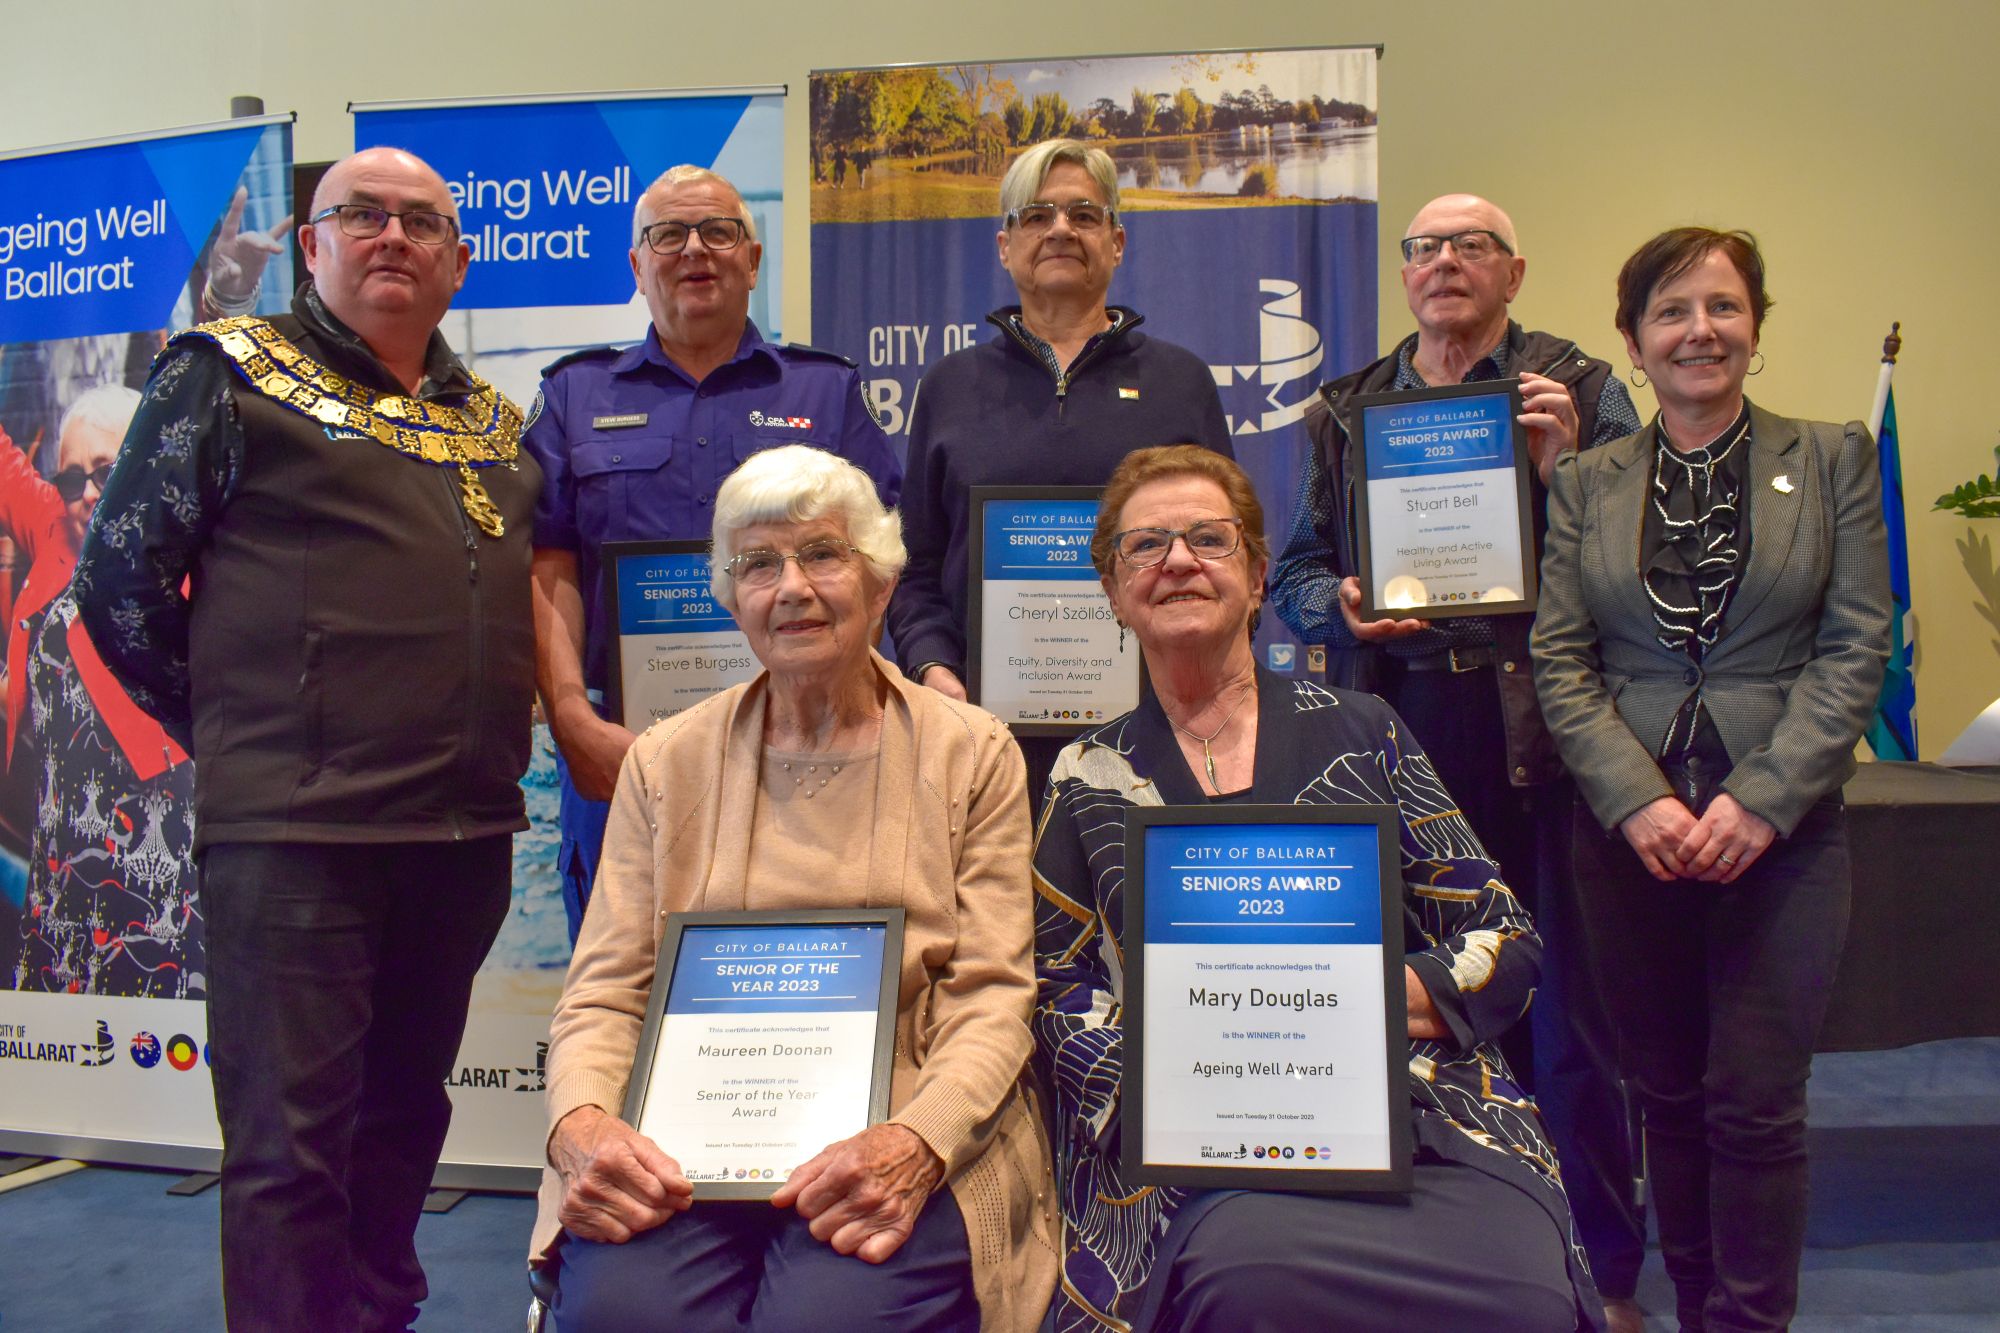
[2,1040,1996,1329]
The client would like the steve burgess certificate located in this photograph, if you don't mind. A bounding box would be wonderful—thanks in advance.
[1123,806,1411,1192]
[1349,380,1537,620]
[604,540,759,729]
[622,910,902,1200]
[966,487,1140,736]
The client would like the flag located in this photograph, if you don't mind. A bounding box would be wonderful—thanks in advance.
[1866,387,1917,759]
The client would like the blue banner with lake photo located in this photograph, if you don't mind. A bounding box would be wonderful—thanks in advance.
[810,50,1379,677]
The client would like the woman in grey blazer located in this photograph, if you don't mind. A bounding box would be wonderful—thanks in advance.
[1531,228,1890,1332]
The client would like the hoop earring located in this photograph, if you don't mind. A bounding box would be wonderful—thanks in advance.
[1747,351,1765,376]
[1628,367,1648,388]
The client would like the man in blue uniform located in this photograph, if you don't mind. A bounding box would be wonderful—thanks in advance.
[526,165,900,942]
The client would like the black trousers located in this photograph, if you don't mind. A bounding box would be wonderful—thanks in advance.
[1573,794,1851,1332]
[1379,658,1645,1298]
[201,837,512,1332]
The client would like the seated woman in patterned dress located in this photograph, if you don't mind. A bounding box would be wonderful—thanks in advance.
[1033,445,1603,1333]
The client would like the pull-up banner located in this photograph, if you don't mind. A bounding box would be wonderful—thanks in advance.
[351,89,786,1184]
[808,49,1378,676]
[0,114,295,1171]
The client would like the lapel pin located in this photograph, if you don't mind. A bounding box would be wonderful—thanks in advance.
[1772,474,1794,494]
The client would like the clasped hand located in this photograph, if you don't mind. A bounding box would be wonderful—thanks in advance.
[553,1106,942,1263]
[1618,792,1775,884]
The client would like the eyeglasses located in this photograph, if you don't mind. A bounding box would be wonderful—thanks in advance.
[309,204,459,246]
[724,538,859,589]
[52,462,114,502]
[1112,518,1244,568]
[639,217,749,255]
[1400,229,1514,267]
[1005,200,1115,233]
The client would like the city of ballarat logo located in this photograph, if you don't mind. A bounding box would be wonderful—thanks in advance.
[1198,1142,1250,1160]
[445,1040,547,1093]
[79,1019,117,1067]
[1207,279,1326,436]
[0,1017,118,1066]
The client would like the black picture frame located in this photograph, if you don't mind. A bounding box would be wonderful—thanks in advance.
[965,485,1138,737]
[1347,378,1537,622]
[1122,804,1412,1193]
[621,908,904,1201]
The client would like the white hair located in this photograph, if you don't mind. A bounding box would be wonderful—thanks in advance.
[710,445,905,611]
[57,383,141,452]
[998,138,1120,221]
[632,165,758,247]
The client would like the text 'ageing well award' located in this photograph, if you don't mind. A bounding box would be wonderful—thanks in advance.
[604,540,760,729]
[623,910,902,1200]
[1123,806,1410,1192]
[967,487,1140,736]
[1349,380,1537,620]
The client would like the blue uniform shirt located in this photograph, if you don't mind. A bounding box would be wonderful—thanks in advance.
[524,319,903,692]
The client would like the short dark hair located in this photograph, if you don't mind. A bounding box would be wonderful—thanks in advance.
[1614,227,1773,338]
[1091,445,1269,578]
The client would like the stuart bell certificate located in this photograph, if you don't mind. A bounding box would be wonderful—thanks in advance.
[971,492,1138,732]
[1355,385,1532,615]
[639,922,889,1188]
[1133,814,1403,1185]
[608,543,758,728]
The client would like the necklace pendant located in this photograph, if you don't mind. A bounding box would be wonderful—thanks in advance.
[1203,743,1218,793]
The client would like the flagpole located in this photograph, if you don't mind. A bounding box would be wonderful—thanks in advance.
[1868,321,1901,438]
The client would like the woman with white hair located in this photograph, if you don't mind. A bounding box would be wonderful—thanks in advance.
[887,137,1232,800]
[530,444,1055,1332]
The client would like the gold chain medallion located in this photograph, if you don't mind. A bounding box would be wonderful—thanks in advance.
[185,316,523,538]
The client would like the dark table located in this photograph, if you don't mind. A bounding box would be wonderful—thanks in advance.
[1818,762,2000,1052]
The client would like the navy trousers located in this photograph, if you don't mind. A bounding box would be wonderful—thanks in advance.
[1574,792,1851,1331]
[554,1190,980,1332]
[1379,657,1645,1298]
[201,837,512,1332]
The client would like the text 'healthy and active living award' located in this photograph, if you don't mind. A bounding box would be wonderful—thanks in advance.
[604,540,759,729]
[1349,380,1537,620]
[967,487,1140,736]
[1124,806,1410,1192]
[623,911,902,1200]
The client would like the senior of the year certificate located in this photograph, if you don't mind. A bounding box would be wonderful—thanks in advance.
[603,540,760,729]
[1349,380,1537,620]
[966,486,1140,736]
[622,910,902,1200]
[1123,807,1410,1192]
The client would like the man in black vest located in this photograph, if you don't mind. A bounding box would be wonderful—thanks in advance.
[73,147,540,1331]
[1269,194,1645,1332]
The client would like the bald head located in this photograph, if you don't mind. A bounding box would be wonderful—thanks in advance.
[1405,194,1518,253]
[311,147,460,227]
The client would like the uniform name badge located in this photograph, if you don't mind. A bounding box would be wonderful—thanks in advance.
[966,486,1141,736]
[603,540,760,729]
[1349,380,1538,621]
[1122,805,1412,1192]
[623,910,904,1200]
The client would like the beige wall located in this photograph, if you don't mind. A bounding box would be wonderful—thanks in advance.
[6,0,1994,754]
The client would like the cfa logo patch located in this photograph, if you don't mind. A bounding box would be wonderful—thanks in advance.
[748,410,813,431]
[524,388,544,430]
[1207,279,1326,436]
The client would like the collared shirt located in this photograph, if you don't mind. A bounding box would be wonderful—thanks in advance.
[1274,327,1642,655]
[524,320,902,692]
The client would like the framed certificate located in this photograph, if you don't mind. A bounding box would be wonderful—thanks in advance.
[1123,805,1411,1192]
[622,909,903,1200]
[1349,380,1537,621]
[603,540,760,729]
[966,486,1141,736]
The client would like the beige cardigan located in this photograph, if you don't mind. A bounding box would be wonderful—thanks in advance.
[532,653,1057,1332]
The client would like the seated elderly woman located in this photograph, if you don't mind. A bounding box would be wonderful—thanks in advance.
[1034,446,1601,1333]
[530,445,1055,1332]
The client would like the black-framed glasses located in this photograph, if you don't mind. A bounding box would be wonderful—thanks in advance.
[52,462,114,502]
[308,203,459,246]
[723,538,859,589]
[1400,229,1514,267]
[1005,200,1115,233]
[639,217,749,255]
[1112,518,1244,568]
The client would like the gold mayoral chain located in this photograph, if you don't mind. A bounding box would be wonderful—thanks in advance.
[188,315,523,538]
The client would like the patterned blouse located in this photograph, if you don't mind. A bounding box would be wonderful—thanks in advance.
[1031,670,1597,1331]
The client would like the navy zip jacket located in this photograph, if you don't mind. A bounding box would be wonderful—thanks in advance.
[885,306,1231,679]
